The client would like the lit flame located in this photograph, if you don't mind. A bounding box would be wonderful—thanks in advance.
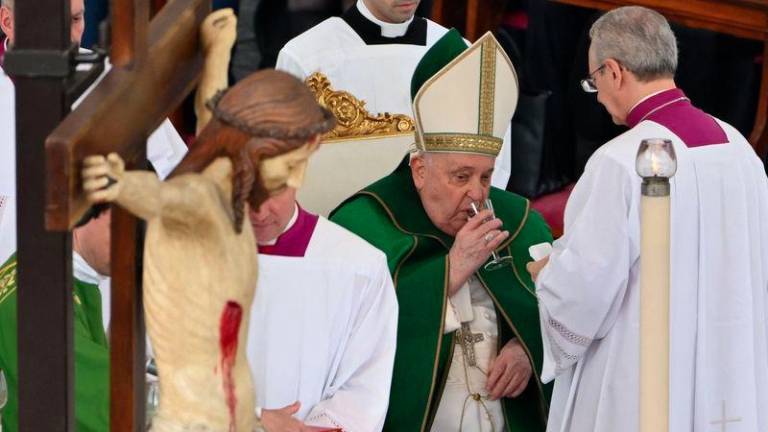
[650,151,661,175]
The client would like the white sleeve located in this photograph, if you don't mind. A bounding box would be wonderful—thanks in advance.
[0,73,15,197]
[444,301,462,334]
[275,48,308,81]
[147,119,188,180]
[444,281,472,334]
[491,126,512,190]
[536,154,637,382]
[0,195,15,264]
[304,255,398,432]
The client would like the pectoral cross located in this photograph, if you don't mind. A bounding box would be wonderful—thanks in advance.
[710,400,742,432]
[457,322,484,367]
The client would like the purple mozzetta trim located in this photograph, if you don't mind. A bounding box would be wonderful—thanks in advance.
[626,88,727,148]
[258,206,319,258]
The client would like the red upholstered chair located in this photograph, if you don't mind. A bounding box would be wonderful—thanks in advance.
[530,183,574,238]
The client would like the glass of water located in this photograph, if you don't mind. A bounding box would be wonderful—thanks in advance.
[145,358,159,429]
[470,199,514,271]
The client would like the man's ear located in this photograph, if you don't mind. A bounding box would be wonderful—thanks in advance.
[0,6,13,42]
[410,154,426,190]
[605,58,624,88]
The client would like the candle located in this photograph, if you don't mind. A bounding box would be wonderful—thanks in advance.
[636,138,676,432]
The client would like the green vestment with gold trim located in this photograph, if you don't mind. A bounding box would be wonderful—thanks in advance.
[330,161,553,431]
[0,253,110,432]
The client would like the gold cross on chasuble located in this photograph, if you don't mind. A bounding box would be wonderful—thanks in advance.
[457,322,485,367]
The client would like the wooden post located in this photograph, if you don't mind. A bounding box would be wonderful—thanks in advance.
[109,183,147,432]
[4,0,74,429]
[111,0,149,67]
[109,0,149,427]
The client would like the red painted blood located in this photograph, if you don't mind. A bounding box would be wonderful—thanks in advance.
[220,301,242,432]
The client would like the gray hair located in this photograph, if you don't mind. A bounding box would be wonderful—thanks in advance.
[589,6,677,81]
[409,149,428,163]
[0,0,11,9]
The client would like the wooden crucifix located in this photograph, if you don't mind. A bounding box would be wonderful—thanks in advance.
[48,0,210,428]
[8,0,209,429]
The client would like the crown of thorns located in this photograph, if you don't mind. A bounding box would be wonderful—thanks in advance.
[206,89,336,140]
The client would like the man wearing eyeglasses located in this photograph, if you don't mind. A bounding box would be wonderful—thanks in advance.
[527,6,768,432]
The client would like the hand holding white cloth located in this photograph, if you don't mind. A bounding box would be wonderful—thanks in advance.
[528,242,552,261]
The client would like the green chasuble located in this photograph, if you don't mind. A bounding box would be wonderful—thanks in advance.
[0,253,110,432]
[331,161,553,431]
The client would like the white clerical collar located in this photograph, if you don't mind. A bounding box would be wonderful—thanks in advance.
[258,202,299,246]
[73,251,107,285]
[357,0,414,38]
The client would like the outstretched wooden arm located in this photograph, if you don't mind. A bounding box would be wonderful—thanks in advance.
[195,9,237,135]
[82,153,219,224]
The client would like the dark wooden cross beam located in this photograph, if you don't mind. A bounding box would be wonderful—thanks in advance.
[7,0,208,429]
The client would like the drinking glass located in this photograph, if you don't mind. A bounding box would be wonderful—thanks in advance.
[470,199,514,271]
[145,359,159,429]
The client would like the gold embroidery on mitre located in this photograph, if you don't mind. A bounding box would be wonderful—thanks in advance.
[305,72,415,141]
[422,133,502,156]
[0,260,18,304]
[478,37,497,136]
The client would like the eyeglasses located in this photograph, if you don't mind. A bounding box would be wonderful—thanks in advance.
[580,64,606,93]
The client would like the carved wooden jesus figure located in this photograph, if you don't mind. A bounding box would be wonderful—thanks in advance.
[81,70,334,432]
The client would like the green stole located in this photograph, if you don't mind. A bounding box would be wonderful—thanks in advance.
[330,161,553,431]
[0,253,110,432]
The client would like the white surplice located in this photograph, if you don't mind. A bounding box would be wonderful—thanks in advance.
[432,276,504,432]
[0,195,13,264]
[276,0,447,117]
[275,0,511,189]
[247,216,398,432]
[0,65,13,198]
[536,120,768,431]
[0,57,15,262]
